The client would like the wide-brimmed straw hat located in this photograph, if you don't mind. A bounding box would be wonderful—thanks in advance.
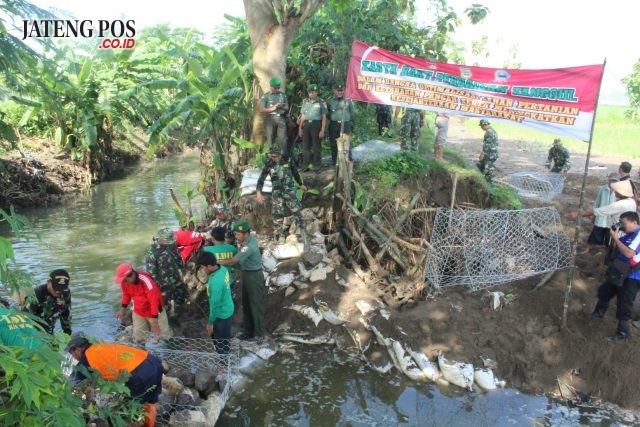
[610,180,634,198]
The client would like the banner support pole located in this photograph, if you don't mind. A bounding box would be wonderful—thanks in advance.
[561,58,607,329]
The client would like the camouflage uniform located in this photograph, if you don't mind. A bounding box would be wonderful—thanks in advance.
[208,202,235,244]
[546,140,570,173]
[145,229,187,309]
[477,120,499,184]
[24,283,72,334]
[400,108,422,151]
[257,153,306,238]
[375,104,391,135]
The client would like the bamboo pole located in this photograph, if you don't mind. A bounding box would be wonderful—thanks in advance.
[561,59,606,329]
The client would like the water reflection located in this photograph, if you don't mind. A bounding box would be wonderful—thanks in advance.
[219,347,631,427]
[0,153,204,332]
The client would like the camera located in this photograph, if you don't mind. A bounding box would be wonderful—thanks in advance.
[611,222,623,231]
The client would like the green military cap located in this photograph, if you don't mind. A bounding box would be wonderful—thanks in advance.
[269,145,282,156]
[233,219,251,232]
[156,227,175,243]
[334,84,344,90]
[307,84,318,92]
[269,77,281,87]
[553,138,562,145]
[479,119,490,126]
[212,201,229,214]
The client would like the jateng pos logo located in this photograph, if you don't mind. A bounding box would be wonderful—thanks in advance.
[22,19,136,49]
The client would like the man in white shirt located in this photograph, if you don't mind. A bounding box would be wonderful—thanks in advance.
[567,180,636,224]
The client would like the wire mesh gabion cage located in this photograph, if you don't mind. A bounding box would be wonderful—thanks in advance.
[506,172,565,202]
[424,207,573,291]
[65,323,239,426]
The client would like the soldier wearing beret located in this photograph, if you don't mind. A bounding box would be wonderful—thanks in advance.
[216,219,265,341]
[298,83,327,170]
[326,84,354,165]
[477,119,499,185]
[259,77,289,154]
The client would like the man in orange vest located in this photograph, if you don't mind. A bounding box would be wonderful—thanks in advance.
[66,334,163,427]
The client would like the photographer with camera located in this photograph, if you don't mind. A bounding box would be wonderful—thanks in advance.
[591,211,640,341]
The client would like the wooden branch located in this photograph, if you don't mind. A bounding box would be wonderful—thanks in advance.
[375,193,422,261]
[377,225,431,251]
[534,271,555,290]
[170,188,187,219]
[410,207,439,215]
[344,220,383,275]
[450,172,459,210]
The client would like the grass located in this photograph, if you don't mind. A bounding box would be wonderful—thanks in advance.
[462,105,640,158]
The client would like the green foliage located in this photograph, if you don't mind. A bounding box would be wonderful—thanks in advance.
[623,58,640,121]
[489,185,523,210]
[0,207,141,426]
[0,334,85,427]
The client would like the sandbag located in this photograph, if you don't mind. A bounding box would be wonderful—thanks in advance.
[240,168,272,196]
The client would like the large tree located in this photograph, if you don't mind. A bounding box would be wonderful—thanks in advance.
[243,0,323,146]
[623,58,640,121]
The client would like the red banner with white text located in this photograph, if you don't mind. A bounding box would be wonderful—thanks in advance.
[346,40,604,141]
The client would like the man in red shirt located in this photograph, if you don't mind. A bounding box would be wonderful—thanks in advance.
[173,222,204,262]
[114,263,173,343]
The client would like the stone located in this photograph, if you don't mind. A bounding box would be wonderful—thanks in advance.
[175,368,196,388]
[303,247,325,265]
[175,388,196,409]
[285,286,296,297]
[309,265,327,282]
[162,376,184,397]
[169,409,207,426]
[194,368,217,395]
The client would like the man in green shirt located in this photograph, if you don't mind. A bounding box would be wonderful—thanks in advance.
[0,298,40,350]
[326,84,354,165]
[298,83,327,170]
[198,252,234,355]
[204,226,238,288]
[216,219,265,341]
[259,77,289,154]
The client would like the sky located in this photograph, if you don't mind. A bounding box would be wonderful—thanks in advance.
[21,0,640,104]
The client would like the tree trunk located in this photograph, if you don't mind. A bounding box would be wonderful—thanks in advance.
[243,0,323,146]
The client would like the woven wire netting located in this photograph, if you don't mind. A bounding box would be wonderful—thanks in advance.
[424,207,573,291]
[507,171,565,201]
[65,323,239,426]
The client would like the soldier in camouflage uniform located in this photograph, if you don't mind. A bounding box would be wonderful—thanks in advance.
[259,77,289,154]
[476,119,499,185]
[145,228,187,314]
[546,138,570,175]
[256,146,307,243]
[208,202,235,244]
[23,269,72,335]
[398,108,424,151]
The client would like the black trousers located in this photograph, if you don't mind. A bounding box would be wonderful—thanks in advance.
[595,277,640,331]
[302,120,322,166]
[328,120,351,164]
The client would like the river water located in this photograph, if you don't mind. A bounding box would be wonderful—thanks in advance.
[1,153,635,426]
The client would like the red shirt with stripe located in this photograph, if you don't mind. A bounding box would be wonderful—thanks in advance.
[173,230,204,261]
[120,271,165,318]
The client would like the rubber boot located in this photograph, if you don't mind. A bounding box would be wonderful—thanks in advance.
[143,402,157,427]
